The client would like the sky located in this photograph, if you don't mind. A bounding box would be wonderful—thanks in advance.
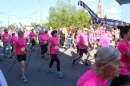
[0,0,121,26]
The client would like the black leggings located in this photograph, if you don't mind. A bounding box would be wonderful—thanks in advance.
[41,45,47,55]
[110,74,130,86]
[31,40,36,46]
[49,54,60,72]
[76,45,80,53]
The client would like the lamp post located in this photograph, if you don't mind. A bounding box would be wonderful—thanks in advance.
[7,7,16,26]
[40,0,42,26]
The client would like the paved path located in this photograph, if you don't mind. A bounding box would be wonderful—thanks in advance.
[0,45,96,86]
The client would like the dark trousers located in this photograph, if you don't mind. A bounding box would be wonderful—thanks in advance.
[60,37,65,46]
[31,40,36,47]
[49,54,60,72]
[41,45,47,55]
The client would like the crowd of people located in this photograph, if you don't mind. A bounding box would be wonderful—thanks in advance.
[0,25,130,86]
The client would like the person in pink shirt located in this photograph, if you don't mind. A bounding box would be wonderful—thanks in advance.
[75,30,82,54]
[99,27,112,47]
[48,27,53,37]
[77,47,123,86]
[88,30,94,51]
[13,30,29,83]
[110,26,130,86]
[47,30,66,78]
[72,28,90,67]
[39,30,48,59]
[29,29,36,51]
[2,29,11,58]
[11,33,17,57]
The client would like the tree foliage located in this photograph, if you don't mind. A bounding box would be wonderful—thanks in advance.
[104,14,107,19]
[43,0,92,29]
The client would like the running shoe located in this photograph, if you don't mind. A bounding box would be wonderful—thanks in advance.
[47,70,54,74]
[58,72,64,78]
[22,77,28,83]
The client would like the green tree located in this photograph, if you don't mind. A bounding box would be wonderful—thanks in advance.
[43,0,91,29]
[104,14,107,19]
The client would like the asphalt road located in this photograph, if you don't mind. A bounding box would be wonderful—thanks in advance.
[0,45,96,86]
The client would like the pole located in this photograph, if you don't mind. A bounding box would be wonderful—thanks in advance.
[8,13,9,26]
[35,12,37,25]
[40,0,42,26]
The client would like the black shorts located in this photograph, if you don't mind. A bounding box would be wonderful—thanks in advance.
[110,74,130,86]
[17,54,26,62]
[79,49,88,58]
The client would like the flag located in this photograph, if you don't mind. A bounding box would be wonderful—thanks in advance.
[97,0,101,18]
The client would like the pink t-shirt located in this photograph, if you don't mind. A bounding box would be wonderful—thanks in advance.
[94,30,100,38]
[24,32,29,39]
[29,32,36,40]
[99,34,110,47]
[78,33,88,49]
[75,35,80,45]
[44,33,49,39]
[15,38,26,55]
[89,33,94,44]
[2,33,11,43]
[49,37,59,54]
[11,36,17,45]
[39,34,47,45]
[117,40,130,75]
[77,69,108,86]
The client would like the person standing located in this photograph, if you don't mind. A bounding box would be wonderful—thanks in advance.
[2,29,11,58]
[47,30,65,78]
[13,30,29,83]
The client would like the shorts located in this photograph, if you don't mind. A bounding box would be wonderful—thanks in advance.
[17,54,26,62]
[79,49,88,58]
[110,74,130,86]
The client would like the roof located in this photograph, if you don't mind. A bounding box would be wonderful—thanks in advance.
[116,0,122,5]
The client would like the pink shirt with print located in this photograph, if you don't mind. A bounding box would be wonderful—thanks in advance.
[15,38,26,55]
[2,33,11,43]
[11,37,17,45]
[118,40,130,75]
[77,69,108,86]
[29,32,36,40]
[49,37,59,54]
[99,34,110,47]
[78,33,88,49]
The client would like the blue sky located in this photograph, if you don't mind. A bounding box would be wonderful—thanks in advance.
[0,0,121,26]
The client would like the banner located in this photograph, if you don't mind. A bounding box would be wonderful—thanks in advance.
[78,0,127,27]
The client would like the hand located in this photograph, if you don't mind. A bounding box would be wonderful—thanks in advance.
[14,57,17,61]
[48,54,51,58]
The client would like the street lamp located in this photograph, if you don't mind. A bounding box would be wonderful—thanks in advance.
[40,0,42,26]
[8,7,16,26]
